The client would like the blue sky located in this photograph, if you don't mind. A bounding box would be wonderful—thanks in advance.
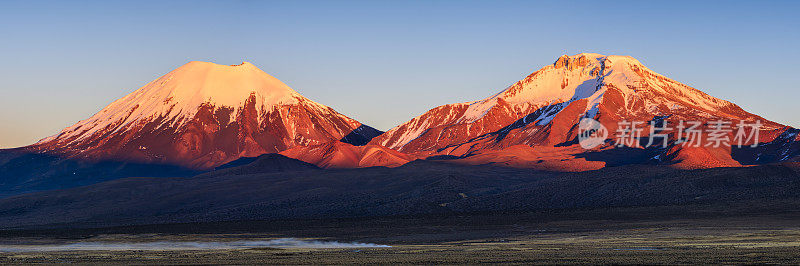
[0,0,798,148]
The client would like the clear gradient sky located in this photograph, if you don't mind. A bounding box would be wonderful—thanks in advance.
[1,0,798,148]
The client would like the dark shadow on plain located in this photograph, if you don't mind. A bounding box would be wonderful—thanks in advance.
[0,148,200,198]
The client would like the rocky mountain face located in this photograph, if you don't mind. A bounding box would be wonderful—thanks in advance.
[371,53,797,169]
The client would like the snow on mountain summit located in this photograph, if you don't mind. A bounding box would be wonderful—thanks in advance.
[460,53,729,124]
[164,61,301,106]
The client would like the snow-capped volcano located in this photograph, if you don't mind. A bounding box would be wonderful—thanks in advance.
[371,53,792,169]
[30,61,381,169]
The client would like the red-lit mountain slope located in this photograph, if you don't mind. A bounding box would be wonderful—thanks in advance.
[27,61,381,170]
[371,53,796,169]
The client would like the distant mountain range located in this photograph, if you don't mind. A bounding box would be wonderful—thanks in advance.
[1,53,798,197]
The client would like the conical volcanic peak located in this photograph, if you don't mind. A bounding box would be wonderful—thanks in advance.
[38,60,309,145]
[31,61,377,170]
